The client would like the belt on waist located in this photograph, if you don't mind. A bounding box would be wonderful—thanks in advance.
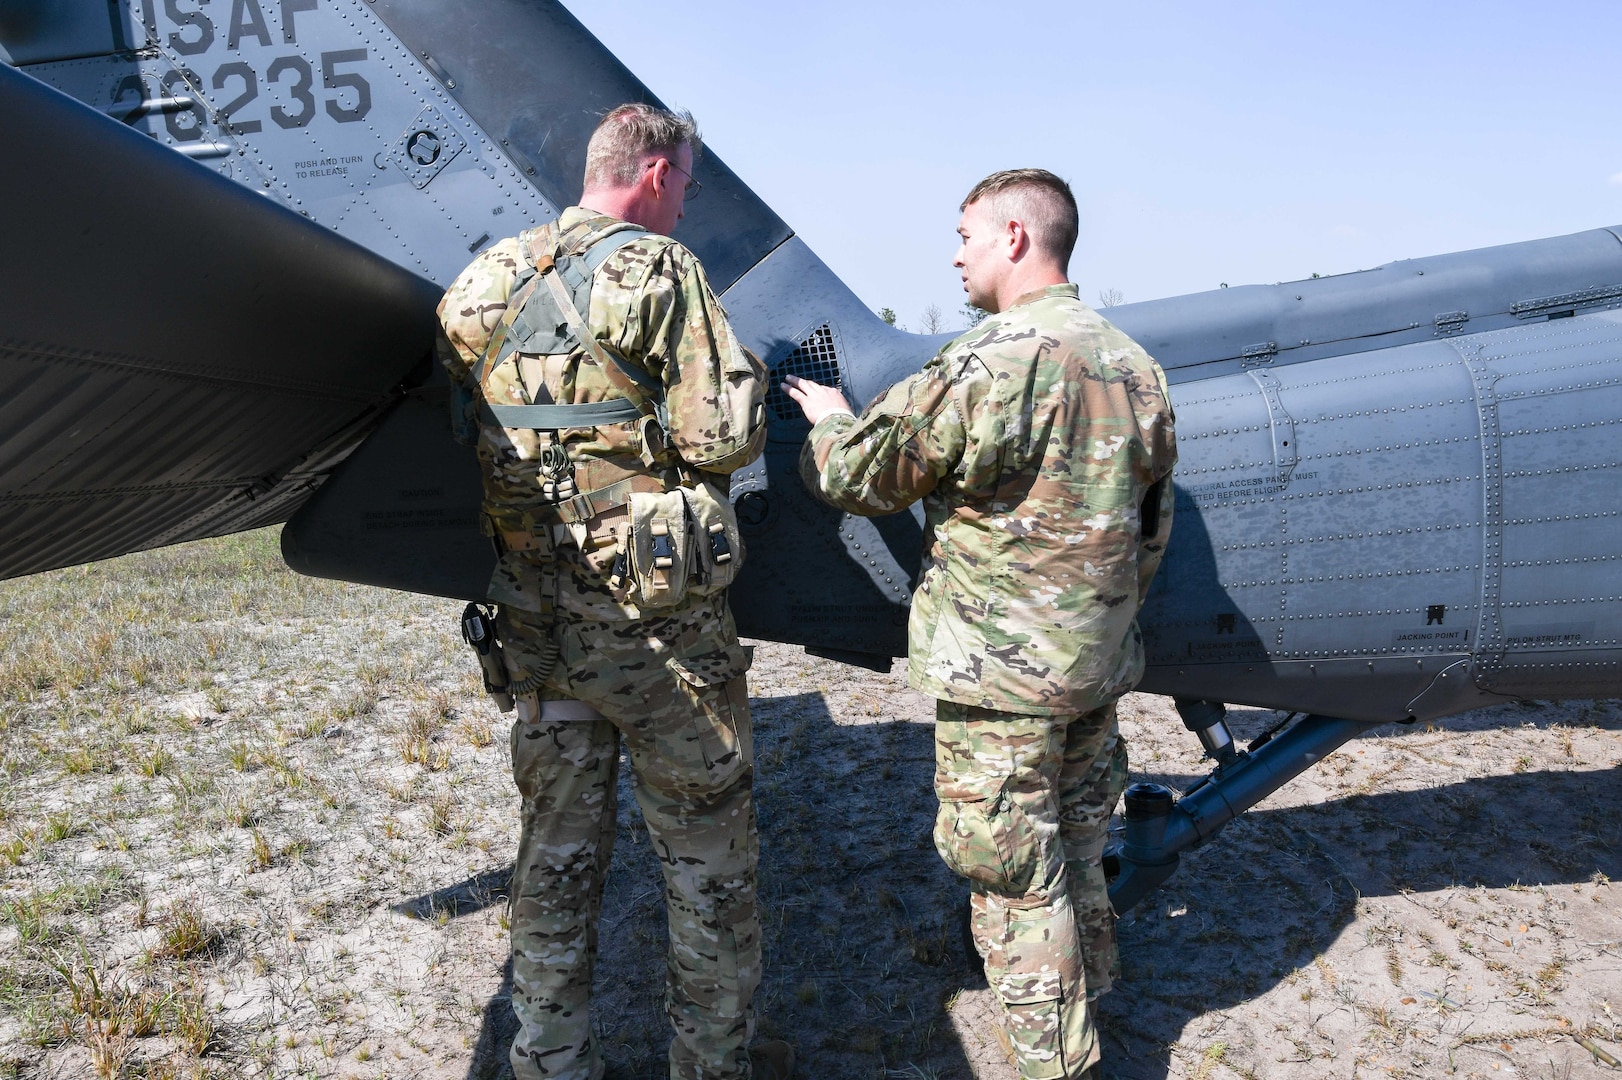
[488,477,636,533]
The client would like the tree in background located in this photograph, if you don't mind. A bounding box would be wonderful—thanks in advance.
[959,303,989,329]
[878,307,899,326]
[1098,287,1125,308]
[920,304,945,334]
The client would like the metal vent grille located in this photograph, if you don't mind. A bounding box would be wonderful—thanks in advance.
[768,323,843,421]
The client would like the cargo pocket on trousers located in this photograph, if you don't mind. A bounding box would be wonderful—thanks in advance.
[933,788,1040,894]
[661,644,754,794]
[995,969,1070,1080]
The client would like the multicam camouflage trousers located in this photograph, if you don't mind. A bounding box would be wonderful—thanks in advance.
[933,700,1128,1080]
[497,596,761,1080]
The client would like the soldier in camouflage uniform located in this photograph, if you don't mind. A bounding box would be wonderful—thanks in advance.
[438,104,784,1080]
[785,169,1176,1079]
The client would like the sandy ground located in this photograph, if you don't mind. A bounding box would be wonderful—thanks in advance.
[2,534,1621,1079]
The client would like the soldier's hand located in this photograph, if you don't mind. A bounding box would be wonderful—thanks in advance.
[782,374,854,426]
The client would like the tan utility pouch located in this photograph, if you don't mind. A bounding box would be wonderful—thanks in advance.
[621,489,692,610]
[683,478,744,594]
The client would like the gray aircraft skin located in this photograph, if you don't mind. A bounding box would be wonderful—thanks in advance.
[2,0,1619,910]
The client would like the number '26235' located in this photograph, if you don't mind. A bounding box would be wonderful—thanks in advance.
[131,50,372,141]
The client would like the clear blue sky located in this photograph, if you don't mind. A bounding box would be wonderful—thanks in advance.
[567,2,1622,330]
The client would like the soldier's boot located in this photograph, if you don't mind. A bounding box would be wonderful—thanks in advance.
[747,1040,794,1079]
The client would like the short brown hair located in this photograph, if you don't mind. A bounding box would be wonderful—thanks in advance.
[583,103,702,188]
[961,169,1078,268]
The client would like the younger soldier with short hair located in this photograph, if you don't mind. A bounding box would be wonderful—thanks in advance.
[439,103,787,1080]
[785,169,1176,1080]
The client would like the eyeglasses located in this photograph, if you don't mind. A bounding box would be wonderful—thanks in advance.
[647,159,701,200]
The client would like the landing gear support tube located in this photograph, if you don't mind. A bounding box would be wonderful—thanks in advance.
[1107,713,1384,914]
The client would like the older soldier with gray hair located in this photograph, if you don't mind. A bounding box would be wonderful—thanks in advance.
[439,103,789,1080]
[785,169,1177,1079]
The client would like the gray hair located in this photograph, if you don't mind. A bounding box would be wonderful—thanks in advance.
[583,102,703,188]
[961,168,1079,268]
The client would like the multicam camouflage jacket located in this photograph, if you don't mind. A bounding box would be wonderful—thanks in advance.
[438,207,768,620]
[801,284,1177,715]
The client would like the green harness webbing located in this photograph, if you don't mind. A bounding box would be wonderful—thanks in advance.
[479,397,642,429]
[474,223,649,430]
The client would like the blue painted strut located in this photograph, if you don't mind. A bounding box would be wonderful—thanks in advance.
[1107,713,1384,914]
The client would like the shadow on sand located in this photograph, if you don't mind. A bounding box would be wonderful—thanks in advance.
[1099,702,1622,1079]
[435,690,984,1079]
[405,693,1622,1079]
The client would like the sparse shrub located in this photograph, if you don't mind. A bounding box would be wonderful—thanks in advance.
[400,703,451,770]
[139,746,174,778]
[0,831,30,865]
[167,970,215,1055]
[42,809,87,845]
[427,792,458,836]
[115,707,155,736]
[248,829,273,871]
[460,716,494,749]
[331,686,379,721]
[226,738,261,772]
[426,688,455,720]
[152,901,223,961]
[285,713,327,741]
[62,743,117,776]
[2,893,53,947]
[222,793,259,829]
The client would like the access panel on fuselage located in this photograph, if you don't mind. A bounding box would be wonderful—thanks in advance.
[1140,337,1490,719]
[1266,342,1484,661]
[1481,311,1622,698]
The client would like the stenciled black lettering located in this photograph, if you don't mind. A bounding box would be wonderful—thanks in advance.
[212,62,260,133]
[320,48,370,122]
[267,54,315,128]
[160,68,206,140]
[140,0,159,50]
[110,73,145,118]
[278,0,316,44]
[228,0,273,48]
[164,0,215,56]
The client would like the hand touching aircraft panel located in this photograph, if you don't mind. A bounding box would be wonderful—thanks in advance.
[2,0,1618,910]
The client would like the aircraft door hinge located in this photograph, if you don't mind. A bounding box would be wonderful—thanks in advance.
[1433,310,1470,336]
[419,51,457,91]
[1511,282,1622,320]
[501,139,539,177]
[1239,341,1278,367]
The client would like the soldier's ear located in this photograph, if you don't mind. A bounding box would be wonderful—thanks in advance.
[1007,220,1030,261]
[649,158,675,199]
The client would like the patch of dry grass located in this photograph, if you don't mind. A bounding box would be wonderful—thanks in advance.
[0,529,485,1077]
[5,526,1619,1080]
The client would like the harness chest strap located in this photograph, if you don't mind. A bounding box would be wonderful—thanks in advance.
[472,223,652,430]
[474,223,661,541]
[479,397,642,428]
[536,250,668,430]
